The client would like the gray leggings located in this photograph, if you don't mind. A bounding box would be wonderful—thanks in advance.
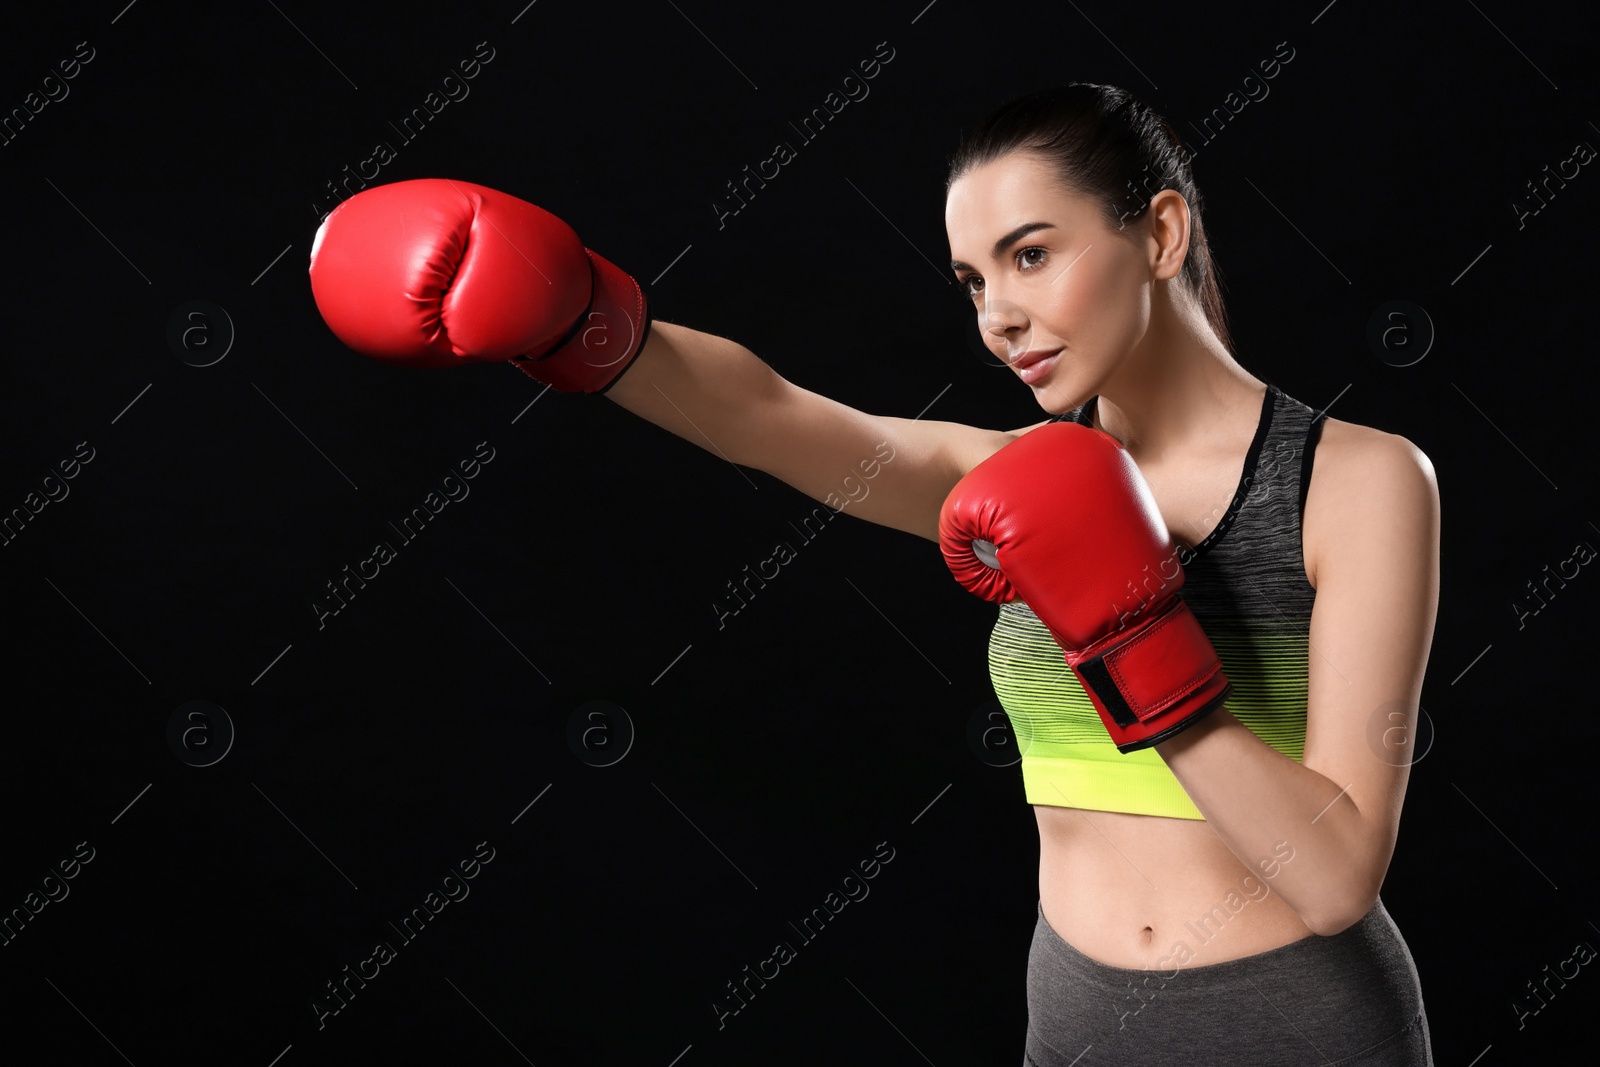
[1024,898,1432,1066]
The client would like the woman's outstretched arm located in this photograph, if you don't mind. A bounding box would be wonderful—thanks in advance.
[303,178,1037,543]
[604,319,1026,542]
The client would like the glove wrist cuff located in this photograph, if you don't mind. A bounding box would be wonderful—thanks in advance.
[1064,598,1232,753]
[511,249,651,393]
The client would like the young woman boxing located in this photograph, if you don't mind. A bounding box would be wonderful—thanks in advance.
[309,83,1438,1066]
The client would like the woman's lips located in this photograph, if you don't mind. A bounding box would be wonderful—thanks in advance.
[1013,348,1062,384]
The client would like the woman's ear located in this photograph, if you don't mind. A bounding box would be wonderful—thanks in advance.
[1144,189,1192,282]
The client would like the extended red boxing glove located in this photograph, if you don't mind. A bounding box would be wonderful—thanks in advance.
[308,178,649,393]
[940,423,1231,753]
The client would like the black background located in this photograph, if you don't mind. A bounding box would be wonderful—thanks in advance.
[2,1,1596,1063]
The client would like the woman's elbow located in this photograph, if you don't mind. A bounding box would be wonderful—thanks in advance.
[1302,881,1382,938]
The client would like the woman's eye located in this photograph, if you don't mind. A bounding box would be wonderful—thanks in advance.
[1017,246,1047,269]
[961,275,984,299]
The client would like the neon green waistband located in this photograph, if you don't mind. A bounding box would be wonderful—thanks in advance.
[1018,741,1205,819]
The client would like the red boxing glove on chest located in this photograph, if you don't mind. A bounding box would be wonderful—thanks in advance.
[940,422,1231,753]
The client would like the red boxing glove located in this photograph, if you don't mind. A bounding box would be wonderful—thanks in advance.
[308,178,649,393]
[940,423,1231,752]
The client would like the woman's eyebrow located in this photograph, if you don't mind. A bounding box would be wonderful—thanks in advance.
[950,222,1057,271]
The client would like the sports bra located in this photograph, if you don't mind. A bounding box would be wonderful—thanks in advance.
[986,384,1326,819]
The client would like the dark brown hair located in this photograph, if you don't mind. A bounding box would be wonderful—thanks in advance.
[948,83,1231,352]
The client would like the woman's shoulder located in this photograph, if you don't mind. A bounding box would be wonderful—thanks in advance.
[1301,416,1439,588]
[1310,416,1435,483]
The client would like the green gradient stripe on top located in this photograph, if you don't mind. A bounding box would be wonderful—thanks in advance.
[988,600,1309,820]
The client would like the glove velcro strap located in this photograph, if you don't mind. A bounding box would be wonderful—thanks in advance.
[511,249,651,394]
[1071,599,1222,728]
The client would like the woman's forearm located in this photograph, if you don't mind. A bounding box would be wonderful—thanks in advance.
[1155,710,1388,937]
[602,320,784,469]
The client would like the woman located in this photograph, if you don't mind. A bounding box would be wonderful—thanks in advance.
[309,83,1438,1066]
[932,86,1438,1066]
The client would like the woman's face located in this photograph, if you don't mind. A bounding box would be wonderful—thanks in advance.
[945,151,1156,413]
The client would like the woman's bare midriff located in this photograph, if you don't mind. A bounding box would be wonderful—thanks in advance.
[1035,803,1313,970]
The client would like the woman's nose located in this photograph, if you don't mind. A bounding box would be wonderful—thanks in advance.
[981,292,1029,337]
